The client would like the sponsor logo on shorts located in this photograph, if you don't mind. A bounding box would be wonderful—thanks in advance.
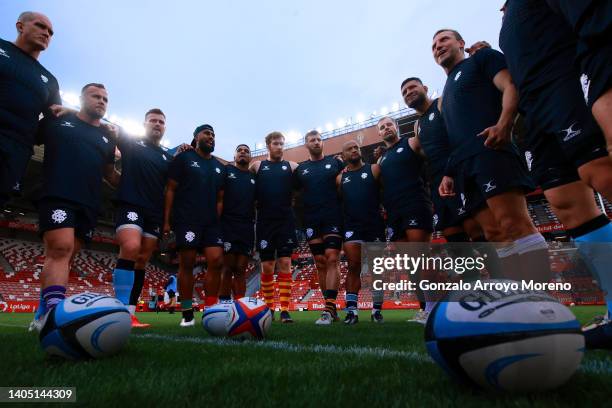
[560,123,582,142]
[0,48,10,58]
[260,240,268,249]
[12,182,20,191]
[154,227,160,234]
[458,207,466,216]
[483,180,497,193]
[580,73,590,104]
[102,136,109,144]
[217,237,223,244]
[306,228,313,238]
[191,161,200,168]
[345,231,354,239]
[287,238,293,244]
[60,121,75,128]
[433,214,439,226]
[224,242,232,252]
[361,172,368,179]
[127,211,139,222]
[51,209,67,224]
[250,179,255,184]
[40,74,48,83]
[429,112,435,121]
[454,71,462,81]
[185,231,195,242]
[408,219,417,226]
[386,227,394,239]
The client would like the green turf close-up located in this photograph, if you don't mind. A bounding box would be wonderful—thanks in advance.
[0,307,610,407]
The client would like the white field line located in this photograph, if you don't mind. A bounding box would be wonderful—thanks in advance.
[133,333,612,376]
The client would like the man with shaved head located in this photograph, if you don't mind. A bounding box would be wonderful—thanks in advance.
[1,11,61,209]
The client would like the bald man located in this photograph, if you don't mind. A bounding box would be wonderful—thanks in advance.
[1,11,61,208]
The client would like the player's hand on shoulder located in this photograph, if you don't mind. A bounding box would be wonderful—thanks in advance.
[466,41,491,56]
[100,122,120,140]
[439,176,455,197]
[49,104,76,118]
[175,143,193,156]
[249,160,261,173]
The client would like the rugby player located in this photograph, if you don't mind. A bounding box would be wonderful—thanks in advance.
[337,141,385,324]
[500,0,612,348]
[33,83,117,330]
[294,130,344,324]
[112,108,173,328]
[250,132,298,323]
[433,29,551,283]
[163,124,225,327]
[1,11,60,209]
[218,144,256,301]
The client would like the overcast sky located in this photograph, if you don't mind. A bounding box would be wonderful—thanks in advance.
[1,1,506,159]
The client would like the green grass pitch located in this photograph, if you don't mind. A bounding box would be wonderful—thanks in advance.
[0,307,610,407]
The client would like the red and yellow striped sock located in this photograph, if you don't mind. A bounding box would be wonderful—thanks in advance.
[277,272,292,312]
[260,273,275,310]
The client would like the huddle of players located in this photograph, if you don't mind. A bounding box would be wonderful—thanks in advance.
[2,4,612,346]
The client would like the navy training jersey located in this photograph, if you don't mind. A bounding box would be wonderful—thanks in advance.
[499,0,577,96]
[255,160,294,220]
[0,38,61,148]
[441,48,512,165]
[295,156,343,215]
[167,149,225,227]
[379,137,430,212]
[39,113,116,210]
[417,99,451,181]
[340,164,383,229]
[223,164,256,222]
[116,136,173,213]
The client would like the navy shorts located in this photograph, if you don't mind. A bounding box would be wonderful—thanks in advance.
[386,204,433,241]
[222,217,255,256]
[174,223,224,250]
[115,203,163,239]
[256,217,297,253]
[0,135,31,205]
[522,77,608,190]
[454,149,534,212]
[303,208,343,241]
[343,224,385,243]
[580,42,612,108]
[431,176,468,231]
[38,198,97,242]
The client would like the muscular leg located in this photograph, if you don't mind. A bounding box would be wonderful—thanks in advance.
[592,89,612,157]
[203,246,224,308]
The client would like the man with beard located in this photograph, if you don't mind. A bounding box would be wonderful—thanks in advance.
[337,140,385,324]
[32,83,117,331]
[250,132,298,323]
[111,108,174,328]
[1,11,61,209]
[433,28,550,283]
[163,124,225,327]
[218,144,256,301]
[294,130,344,324]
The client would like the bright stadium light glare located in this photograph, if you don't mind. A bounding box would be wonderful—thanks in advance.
[325,123,334,132]
[380,106,389,115]
[391,102,400,112]
[61,91,80,108]
[255,142,265,150]
[316,127,323,133]
[336,118,346,128]
[120,118,146,136]
[371,110,378,117]
[161,140,170,148]
[356,112,365,123]
[286,130,302,143]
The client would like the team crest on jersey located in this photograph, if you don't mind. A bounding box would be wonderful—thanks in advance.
[215,168,221,174]
[325,164,331,169]
[433,214,439,226]
[250,179,255,184]
[191,161,200,168]
[580,73,590,104]
[40,74,48,83]
[396,147,404,153]
[343,176,351,184]
[260,240,268,249]
[302,169,309,175]
[127,211,139,222]
[306,228,313,238]
[454,71,462,81]
[361,172,367,179]
[345,231,354,239]
[51,209,67,224]
[185,231,195,242]
[0,48,9,58]
[429,112,435,121]
[228,172,237,179]
[224,242,232,252]
[102,136,109,144]
[60,121,75,128]
[282,165,288,170]
[12,182,20,191]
